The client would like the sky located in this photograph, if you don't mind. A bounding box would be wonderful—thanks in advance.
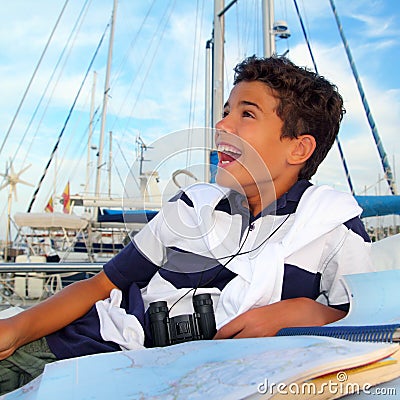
[1,0,400,240]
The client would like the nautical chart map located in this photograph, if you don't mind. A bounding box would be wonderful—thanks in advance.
[1,336,396,400]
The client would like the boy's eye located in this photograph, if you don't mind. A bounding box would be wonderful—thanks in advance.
[222,110,229,118]
[243,110,254,118]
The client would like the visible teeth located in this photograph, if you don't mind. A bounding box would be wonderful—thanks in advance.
[221,160,230,164]
[217,144,241,155]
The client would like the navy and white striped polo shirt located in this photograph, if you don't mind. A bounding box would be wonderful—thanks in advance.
[46,180,372,359]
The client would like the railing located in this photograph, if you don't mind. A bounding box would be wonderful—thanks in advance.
[0,262,103,273]
[0,263,103,308]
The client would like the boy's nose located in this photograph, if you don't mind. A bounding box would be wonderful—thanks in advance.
[215,115,231,132]
[215,117,224,131]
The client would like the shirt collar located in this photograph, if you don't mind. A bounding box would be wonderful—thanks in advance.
[258,179,312,218]
[220,179,313,220]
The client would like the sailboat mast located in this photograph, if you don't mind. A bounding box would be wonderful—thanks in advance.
[262,0,276,57]
[86,71,97,196]
[108,131,112,197]
[204,39,212,183]
[95,0,117,198]
[205,0,225,183]
[212,0,225,129]
[212,0,275,124]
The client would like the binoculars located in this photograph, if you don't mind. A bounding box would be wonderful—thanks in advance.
[149,293,217,347]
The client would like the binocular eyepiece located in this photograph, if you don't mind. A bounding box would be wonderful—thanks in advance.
[148,293,217,347]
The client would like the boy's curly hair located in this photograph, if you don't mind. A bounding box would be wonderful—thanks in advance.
[233,55,345,180]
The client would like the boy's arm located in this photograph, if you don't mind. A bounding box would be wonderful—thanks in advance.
[214,297,346,339]
[0,270,116,360]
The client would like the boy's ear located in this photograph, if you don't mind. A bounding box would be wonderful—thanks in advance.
[287,134,316,165]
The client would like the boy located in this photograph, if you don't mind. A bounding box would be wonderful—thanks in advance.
[0,56,372,394]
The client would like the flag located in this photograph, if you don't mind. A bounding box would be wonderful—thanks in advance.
[62,182,71,214]
[45,196,54,213]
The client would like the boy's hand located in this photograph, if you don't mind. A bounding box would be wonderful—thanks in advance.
[214,298,346,339]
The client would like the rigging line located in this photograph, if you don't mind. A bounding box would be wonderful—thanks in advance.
[64,108,106,200]
[109,0,175,134]
[238,0,246,57]
[111,151,127,191]
[292,0,355,195]
[187,1,207,178]
[196,0,206,104]
[188,0,200,130]
[223,1,242,95]
[291,1,317,77]
[191,0,206,129]
[41,107,100,209]
[255,0,260,56]
[117,0,177,136]
[58,103,103,200]
[329,0,397,196]
[78,105,103,195]
[253,0,258,54]
[281,0,291,56]
[110,0,157,89]
[115,140,141,193]
[244,1,253,56]
[188,0,205,129]
[112,158,125,190]
[55,97,99,200]
[234,0,240,58]
[26,23,110,213]
[23,5,98,206]
[0,0,70,158]
[16,0,92,170]
[41,103,91,207]
[186,0,203,174]
[67,110,102,201]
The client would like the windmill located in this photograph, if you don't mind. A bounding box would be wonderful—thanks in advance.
[0,160,33,261]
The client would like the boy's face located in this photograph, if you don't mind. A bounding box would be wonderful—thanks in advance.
[215,80,294,201]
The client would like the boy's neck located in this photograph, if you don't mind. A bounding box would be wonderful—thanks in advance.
[245,176,298,216]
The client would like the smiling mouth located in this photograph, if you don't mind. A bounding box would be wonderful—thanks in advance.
[217,143,242,165]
